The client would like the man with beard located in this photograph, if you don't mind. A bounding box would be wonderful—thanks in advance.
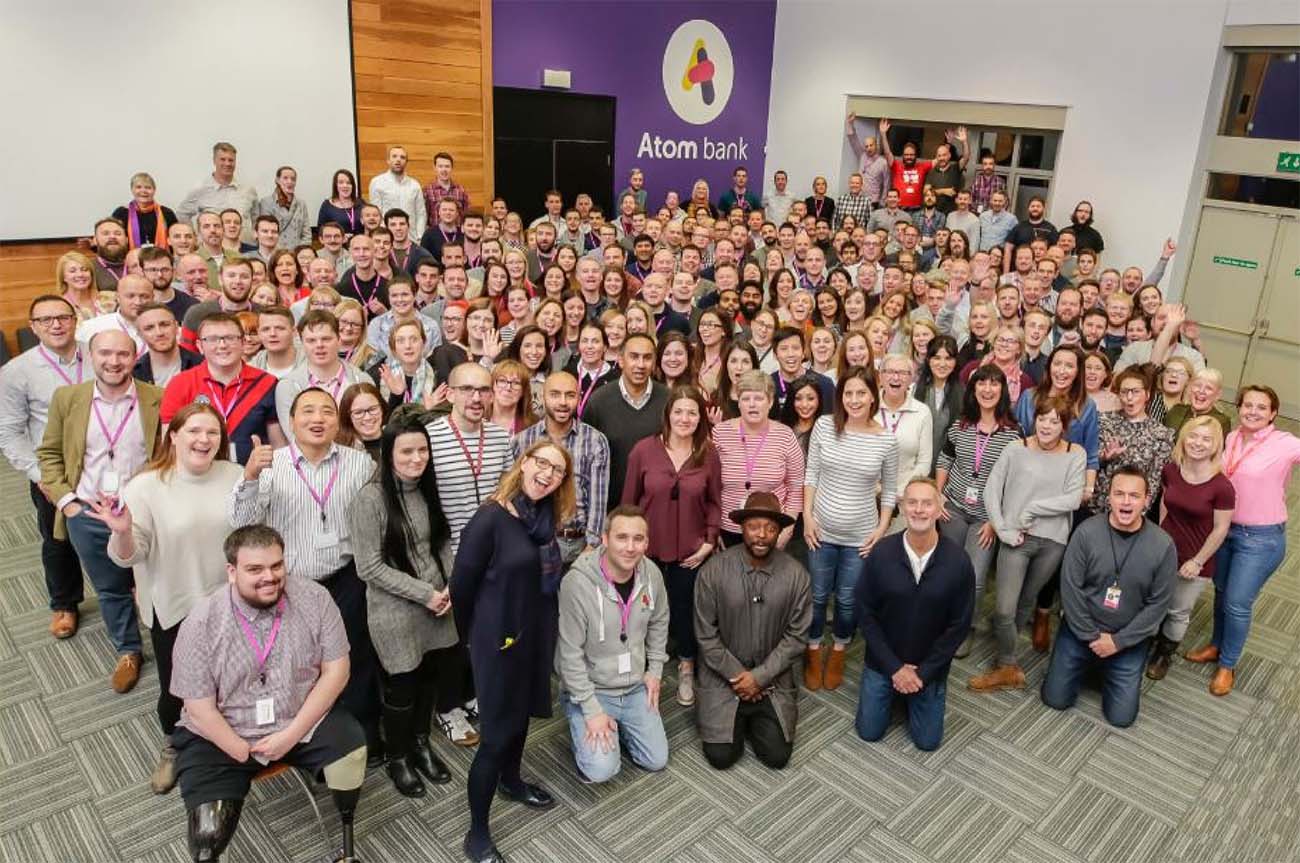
[1041,468,1176,728]
[182,259,254,350]
[694,491,811,769]
[526,221,559,283]
[177,142,259,243]
[921,129,969,214]
[139,247,198,321]
[737,280,765,331]
[1079,308,1109,352]
[461,209,485,268]
[368,145,427,237]
[969,153,1008,214]
[978,189,1017,253]
[1004,196,1058,268]
[1050,286,1084,346]
[878,119,939,211]
[38,330,163,693]
[384,208,434,276]
[133,304,200,387]
[177,253,217,304]
[168,524,367,863]
[89,217,129,290]
[1068,200,1104,257]
[514,371,611,564]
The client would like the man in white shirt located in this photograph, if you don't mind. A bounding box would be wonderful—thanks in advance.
[368,145,428,237]
[176,142,258,243]
[78,275,151,354]
[944,190,981,251]
[763,170,796,226]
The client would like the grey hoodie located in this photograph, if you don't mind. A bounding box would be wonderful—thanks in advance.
[556,548,670,717]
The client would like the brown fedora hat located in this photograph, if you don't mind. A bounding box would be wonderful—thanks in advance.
[728,491,795,529]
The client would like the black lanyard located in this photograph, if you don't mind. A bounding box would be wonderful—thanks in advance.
[1107,526,1140,583]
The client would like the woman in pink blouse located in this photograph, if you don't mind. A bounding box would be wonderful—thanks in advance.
[1185,385,1300,696]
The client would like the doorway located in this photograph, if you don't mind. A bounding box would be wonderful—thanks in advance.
[1182,203,1300,416]
[493,87,616,224]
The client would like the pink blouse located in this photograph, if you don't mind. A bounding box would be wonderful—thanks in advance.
[1223,425,1300,526]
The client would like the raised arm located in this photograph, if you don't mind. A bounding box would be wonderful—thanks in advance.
[877,118,895,165]
[845,113,865,158]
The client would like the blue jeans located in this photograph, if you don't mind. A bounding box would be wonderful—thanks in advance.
[807,542,866,643]
[65,511,141,655]
[855,666,947,751]
[1212,523,1286,669]
[563,685,669,783]
[1040,625,1146,728]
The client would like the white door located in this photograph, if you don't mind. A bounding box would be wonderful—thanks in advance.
[1245,217,1300,417]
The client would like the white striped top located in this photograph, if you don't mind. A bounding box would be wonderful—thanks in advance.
[804,415,899,546]
[426,416,513,554]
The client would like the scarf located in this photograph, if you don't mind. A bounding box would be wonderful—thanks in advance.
[380,354,434,405]
[128,200,168,249]
[512,492,562,595]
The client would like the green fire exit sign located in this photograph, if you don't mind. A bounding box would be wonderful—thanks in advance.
[1279,151,1300,174]
[1212,255,1258,270]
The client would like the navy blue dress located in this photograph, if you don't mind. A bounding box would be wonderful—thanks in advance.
[450,502,556,740]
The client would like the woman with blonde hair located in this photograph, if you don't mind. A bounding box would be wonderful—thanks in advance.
[451,440,575,862]
[92,403,243,794]
[484,359,537,436]
[501,211,527,251]
[1144,415,1235,681]
[1149,356,1194,425]
[624,300,656,340]
[57,251,98,320]
[335,297,380,371]
[863,316,894,370]
[909,318,940,376]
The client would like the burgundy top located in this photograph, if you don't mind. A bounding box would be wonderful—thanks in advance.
[622,436,722,563]
[1159,461,1236,579]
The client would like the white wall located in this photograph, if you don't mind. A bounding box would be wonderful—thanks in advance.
[763,0,1231,277]
[0,0,356,240]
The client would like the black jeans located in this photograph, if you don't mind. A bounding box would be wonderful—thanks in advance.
[30,482,82,611]
[150,617,183,736]
[321,563,381,726]
[653,558,698,661]
[702,698,792,770]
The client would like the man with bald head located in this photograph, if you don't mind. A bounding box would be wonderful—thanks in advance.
[77,274,152,354]
[639,273,689,336]
[847,113,891,206]
[38,329,164,693]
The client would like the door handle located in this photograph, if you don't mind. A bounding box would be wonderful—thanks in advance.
[1259,318,1269,335]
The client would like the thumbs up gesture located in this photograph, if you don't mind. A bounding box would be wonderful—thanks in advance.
[243,434,274,481]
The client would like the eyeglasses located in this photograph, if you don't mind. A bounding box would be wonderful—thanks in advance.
[1119,387,1146,397]
[199,335,241,346]
[31,314,75,327]
[350,405,382,419]
[530,453,566,478]
[452,385,493,398]
[337,321,362,332]
[494,378,523,390]
[698,321,722,330]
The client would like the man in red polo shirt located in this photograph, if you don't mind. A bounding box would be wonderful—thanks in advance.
[161,313,286,463]
[878,118,934,211]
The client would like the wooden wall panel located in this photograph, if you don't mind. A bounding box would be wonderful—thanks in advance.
[0,0,493,357]
[351,0,494,208]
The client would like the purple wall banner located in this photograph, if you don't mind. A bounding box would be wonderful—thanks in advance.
[493,0,777,213]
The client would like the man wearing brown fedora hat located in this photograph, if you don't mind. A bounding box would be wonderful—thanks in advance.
[694,491,811,770]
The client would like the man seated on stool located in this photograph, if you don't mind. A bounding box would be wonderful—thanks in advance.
[556,505,670,782]
[169,525,366,863]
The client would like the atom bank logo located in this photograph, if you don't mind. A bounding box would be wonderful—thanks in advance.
[661,20,734,125]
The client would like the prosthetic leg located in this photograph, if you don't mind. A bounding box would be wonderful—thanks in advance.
[186,799,243,862]
[324,745,367,863]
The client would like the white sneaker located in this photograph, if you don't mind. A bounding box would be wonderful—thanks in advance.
[438,708,480,747]
[462,699,480,724]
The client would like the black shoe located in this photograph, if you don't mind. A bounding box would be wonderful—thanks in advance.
[411,736,452,785]
[496,780,554,809]
[385,756,426,798]
[462,833,507,863]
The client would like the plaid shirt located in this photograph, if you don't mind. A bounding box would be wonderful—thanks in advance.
[422,181,471,219]
[969,172,1007,213]
[513,419,611,546]
[834,192,872,230]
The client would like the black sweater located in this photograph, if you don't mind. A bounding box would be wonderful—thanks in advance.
[855,532,975,684]
[583,380,670,508]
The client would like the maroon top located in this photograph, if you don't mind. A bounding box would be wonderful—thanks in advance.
[1159,461,1236,579]
[622,436,722,563]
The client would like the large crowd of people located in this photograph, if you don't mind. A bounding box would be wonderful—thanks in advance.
[1,124,1297,863]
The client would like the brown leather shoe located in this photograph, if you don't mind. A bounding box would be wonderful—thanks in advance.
[1209,666,1234,697]
[111,653,143,694]
[1031,609,1051,653]
[803,646,823,691]
[823,648,847,691]
[968,665,1026,692]
[1184,644,1220,664]
[49,610,78,640]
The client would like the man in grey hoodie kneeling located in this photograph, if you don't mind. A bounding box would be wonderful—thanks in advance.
[557,504,671,782]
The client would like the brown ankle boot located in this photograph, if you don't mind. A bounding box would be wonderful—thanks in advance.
[1209,666,1235,696]
[1184,644,1220,664]
[1031,609,1051,652]
[1145,635,1179,681]
[968,665,1026,692]
[803,646,823,691]
[823,648,847,690]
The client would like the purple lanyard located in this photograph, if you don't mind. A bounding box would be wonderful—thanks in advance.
[38,346,83,386]
[739,423,770,490]
[230,588,284,683]
[290,447,341,524]
[91,396,137,458]
[599,555,635,640]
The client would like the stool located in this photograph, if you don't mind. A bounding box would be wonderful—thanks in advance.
[252,762,336,860]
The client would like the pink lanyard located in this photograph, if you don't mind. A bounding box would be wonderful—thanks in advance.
[739,423,770,490]
[37,346,83,385]
[91,396,137,459]
[205,377,243,420]
[599,555,635,641]
[290,447,341,524]
[881,409,903,434]
[352,273,385,305]
[230,588,284,684]
[971,428,992,476]
[96,256,124,279]
[309,366,346,401]
[577,368,602,416]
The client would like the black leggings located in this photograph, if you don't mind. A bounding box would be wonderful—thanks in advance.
[654,558,698,661]
[384,645,467,719]
[150,618,183,736]
[466,720,529,849]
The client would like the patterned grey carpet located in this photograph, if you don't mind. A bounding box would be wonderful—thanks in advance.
[0,420,1297,863]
